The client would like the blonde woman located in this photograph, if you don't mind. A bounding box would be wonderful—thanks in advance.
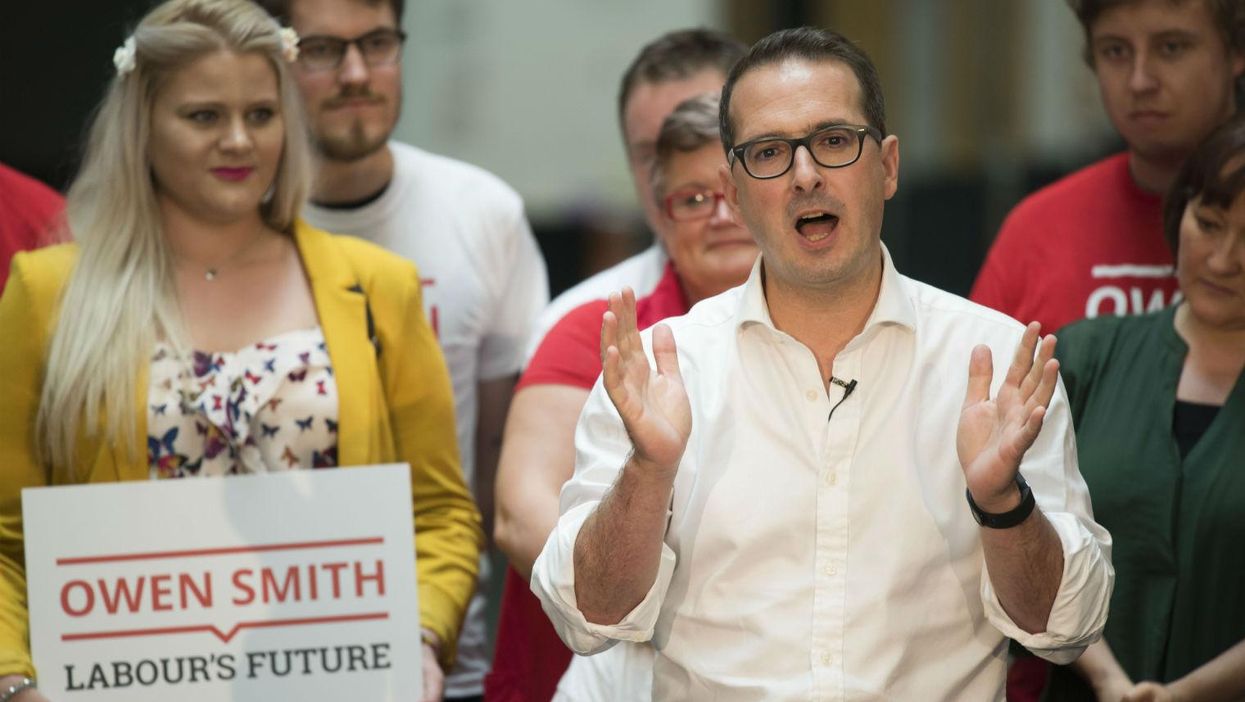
[0,1,480,700]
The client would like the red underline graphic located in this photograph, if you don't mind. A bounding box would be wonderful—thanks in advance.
[62,611,390,644]
[56,536,385,566]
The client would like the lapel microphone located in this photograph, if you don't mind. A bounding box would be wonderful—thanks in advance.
[828,376,858,421]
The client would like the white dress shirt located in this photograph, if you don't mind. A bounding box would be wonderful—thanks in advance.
[532,246,1113,701]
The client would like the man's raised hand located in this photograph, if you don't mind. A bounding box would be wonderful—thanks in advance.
[956,322,1059,512]
[600,288,691,474]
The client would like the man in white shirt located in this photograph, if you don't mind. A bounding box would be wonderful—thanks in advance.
[532,27,1114,700]
[258,1,548,699]
[527,29,746,357]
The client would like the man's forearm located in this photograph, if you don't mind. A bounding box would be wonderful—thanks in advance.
[980,507,1064,634]
[572,455,675,625]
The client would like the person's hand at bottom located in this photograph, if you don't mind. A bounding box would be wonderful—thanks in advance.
[0,675,49,702]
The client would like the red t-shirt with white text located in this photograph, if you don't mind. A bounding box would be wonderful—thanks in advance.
[971,153,1179,333]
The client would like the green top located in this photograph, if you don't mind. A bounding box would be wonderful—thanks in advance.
[1045,305,1245,699]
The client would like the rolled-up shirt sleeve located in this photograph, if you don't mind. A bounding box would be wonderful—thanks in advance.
[530,375,678,655]
[980,378,1115,664]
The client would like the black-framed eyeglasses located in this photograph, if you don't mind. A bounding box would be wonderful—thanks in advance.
[729,124,883,180]
[297,28,407,72]
[663,189,728,222]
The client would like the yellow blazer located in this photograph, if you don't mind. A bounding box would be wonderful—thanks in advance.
[0,220,482,677]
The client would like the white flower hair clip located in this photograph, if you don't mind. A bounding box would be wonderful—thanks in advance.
[279,27,300,63]
[113,36,137,75]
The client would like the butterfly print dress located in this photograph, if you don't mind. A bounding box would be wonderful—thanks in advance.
[146,328,339,478]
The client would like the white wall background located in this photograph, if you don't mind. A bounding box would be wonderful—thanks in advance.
[1017,0,1115,162]
[395,0,724,220]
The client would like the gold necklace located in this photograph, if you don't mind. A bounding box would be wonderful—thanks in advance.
[178,228,269,282]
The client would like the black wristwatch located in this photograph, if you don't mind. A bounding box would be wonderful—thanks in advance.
[966,473,1035,529]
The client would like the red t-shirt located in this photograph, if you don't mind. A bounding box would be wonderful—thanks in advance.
[485,264,688,702]
[970,153,1179,333]
[0,164,64,293]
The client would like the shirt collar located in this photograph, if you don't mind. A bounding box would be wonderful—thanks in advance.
[735,242,918,337]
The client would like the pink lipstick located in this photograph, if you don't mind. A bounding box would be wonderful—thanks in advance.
[211,167,253,181]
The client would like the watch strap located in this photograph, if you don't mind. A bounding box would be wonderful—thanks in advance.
[966,473,1035,529]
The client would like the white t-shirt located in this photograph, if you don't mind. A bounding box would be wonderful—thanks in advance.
[525,243,668,360]
[303,141,548,697]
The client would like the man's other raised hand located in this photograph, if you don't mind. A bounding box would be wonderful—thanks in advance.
[600,288,691,475]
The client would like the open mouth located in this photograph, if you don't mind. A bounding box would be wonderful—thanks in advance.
[795,211,839,242]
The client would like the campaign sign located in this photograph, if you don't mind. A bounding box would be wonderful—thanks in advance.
[22,465,421,700]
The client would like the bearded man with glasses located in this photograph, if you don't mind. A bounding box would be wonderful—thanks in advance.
[256,2,549,701]
[532,27,1115,699]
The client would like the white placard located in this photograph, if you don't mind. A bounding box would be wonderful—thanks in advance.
[22,465,421,701]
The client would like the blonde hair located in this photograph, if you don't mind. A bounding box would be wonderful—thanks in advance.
[38,0,311,474]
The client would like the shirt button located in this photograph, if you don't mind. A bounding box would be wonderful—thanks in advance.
[824,563,837,576]
[806,389,818,401]
[825,471,837,486]
[821,652,833,667]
